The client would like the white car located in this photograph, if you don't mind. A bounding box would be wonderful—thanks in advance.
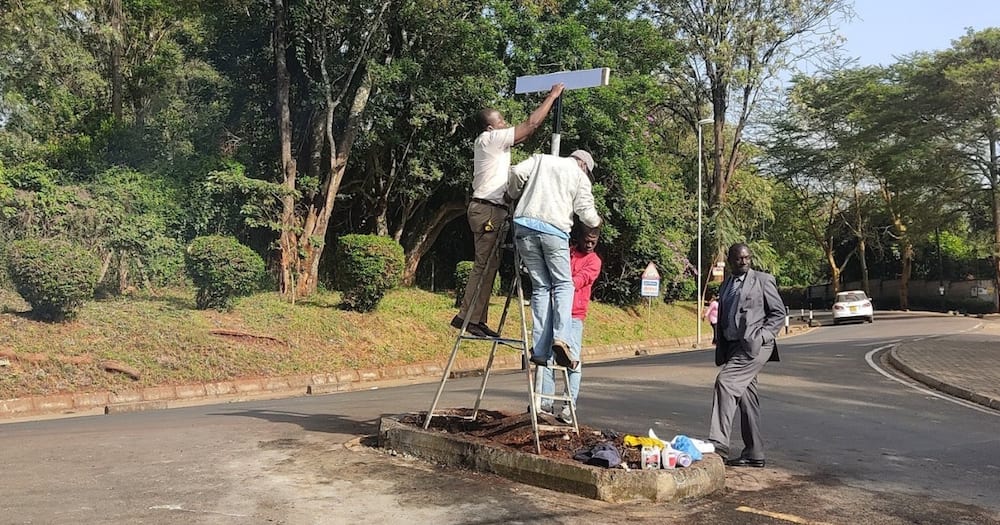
[832,290,874,325]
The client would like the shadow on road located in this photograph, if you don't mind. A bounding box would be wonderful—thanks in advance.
[211,408,381,435]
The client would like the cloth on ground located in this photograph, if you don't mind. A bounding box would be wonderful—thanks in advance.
[573,442,622,468]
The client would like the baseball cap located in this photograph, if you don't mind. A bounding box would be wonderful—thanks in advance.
[569,150,595,174]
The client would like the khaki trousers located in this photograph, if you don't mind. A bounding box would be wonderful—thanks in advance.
[458,201,509,324]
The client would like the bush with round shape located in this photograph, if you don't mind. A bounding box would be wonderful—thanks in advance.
[334,235,404,312]
[185,235,264,310]
[6,238,100,321]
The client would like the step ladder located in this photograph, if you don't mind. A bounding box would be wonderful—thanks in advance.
[532,363,580,435]
[423,217,578,453]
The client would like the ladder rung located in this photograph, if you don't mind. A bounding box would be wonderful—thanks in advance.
[536,423,576,432]
[458,334,524,345]
[535,393,573,401]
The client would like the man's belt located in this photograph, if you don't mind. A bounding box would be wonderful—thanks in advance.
[470,198,508,211]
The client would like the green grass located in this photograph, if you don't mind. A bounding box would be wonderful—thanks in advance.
[0,286,698,399]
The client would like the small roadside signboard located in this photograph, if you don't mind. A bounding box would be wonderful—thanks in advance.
[640,262,660,298]
[515,68,611,94]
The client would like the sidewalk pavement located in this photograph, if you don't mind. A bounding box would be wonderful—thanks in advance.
[888,320,1000,411]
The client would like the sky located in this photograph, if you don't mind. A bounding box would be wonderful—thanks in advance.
[838,1,998,66]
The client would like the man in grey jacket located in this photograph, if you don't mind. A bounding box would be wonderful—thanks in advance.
[506,150,601,369]
[709,243,786,468]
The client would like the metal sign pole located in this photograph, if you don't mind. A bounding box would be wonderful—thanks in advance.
[550,96,563,155]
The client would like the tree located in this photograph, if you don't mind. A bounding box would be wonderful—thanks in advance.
[860,58,968,309]
[766,67,886,293]
[266,0,392,300]
[345,0,509,285]
[929,29,1000,311]
[646,0,852,266]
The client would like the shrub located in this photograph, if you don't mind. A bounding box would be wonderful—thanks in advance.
[185,235,264,310]
[704,281,721,300]
[6,238,100,321]
[453,260,502,307]
[334,235,405,312]
[663,278,697,304]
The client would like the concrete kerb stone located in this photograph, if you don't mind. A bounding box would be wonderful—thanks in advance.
[378,415,725,503]
[0,325,814,421]
[887,344,1000,411]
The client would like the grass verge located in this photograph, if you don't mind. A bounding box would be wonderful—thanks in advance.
[0,286,699,399]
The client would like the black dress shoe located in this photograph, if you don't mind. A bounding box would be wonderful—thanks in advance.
[476,323,500,338]
[724,457,766,468]
[453,316,489,337]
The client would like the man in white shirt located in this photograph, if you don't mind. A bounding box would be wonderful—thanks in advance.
[506,150,601,368]
[453,83,564,338]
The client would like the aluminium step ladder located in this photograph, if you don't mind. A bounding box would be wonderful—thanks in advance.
[423,217,578,453]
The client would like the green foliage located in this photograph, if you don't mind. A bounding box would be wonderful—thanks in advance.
[185,235,265,311]
[704,281,721,300]
[0,162,82,239]
[6,238,100,321]
[188,160,295,237]
[91,167,188,288]
[333,235,405,312]
[452,260,501,307]
[663,278,697,304]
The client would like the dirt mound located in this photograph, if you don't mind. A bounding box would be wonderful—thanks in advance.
[400,408,643,466]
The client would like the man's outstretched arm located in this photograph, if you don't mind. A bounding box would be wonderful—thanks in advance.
[513,83,564,144]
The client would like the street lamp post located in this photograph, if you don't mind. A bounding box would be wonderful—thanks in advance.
[696,118,713,346]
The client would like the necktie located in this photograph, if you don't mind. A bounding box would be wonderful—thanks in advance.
[723,277,742,341]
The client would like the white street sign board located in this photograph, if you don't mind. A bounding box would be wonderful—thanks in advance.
[640,262,660,297]
[515,68,611,94]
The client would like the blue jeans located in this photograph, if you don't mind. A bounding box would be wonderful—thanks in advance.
[514,225,573,360]
[536,317,583,410]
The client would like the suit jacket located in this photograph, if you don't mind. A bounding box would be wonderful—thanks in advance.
[714,268,786,366]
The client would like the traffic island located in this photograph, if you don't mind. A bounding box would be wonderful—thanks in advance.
[377,411,725,503]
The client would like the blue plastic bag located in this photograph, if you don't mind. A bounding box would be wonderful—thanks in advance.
[671,435,703,461]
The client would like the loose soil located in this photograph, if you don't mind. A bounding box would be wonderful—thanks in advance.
[399,408,644,468]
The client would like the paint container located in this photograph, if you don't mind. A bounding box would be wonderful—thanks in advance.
[662,451,678,469]
[641,446,661,470]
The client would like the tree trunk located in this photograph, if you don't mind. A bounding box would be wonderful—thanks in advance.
[401,201,465,286]
[109,0,123,121]
[990,133,1000,313]
[271,0,299,301]
[858,238,870,297]
[900,240,913,310]
[293,71,375,298]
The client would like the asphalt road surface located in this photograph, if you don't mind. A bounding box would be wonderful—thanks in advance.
[2,312,998,524]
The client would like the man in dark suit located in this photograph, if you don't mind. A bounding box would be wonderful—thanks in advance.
[708,243,786,468]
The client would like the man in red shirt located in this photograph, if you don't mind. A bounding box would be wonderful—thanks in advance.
[535,224,601,423]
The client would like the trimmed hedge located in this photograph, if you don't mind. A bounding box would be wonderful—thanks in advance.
[334,234,405,312]
[453,260,502,307]
[6,238,100,321]
[185,235,264,310]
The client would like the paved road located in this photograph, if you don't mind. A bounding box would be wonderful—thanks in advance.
[2,312,999,524]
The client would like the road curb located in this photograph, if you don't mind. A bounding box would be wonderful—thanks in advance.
[0,325,812,422]
[887,345,1000,411]
[377,415,725,503]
